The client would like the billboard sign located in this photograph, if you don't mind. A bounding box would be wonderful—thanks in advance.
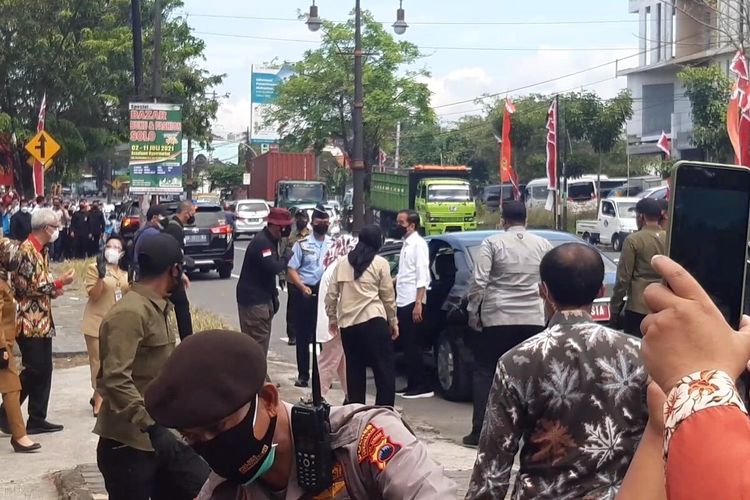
[128,102,183,194]
[250,66,293,145]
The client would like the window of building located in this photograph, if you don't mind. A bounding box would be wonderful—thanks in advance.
[642,83,674,136]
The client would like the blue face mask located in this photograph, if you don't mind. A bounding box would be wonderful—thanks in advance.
[192,396,278,485]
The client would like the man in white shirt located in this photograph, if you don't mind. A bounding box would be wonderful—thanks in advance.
[395,210,433,399]
[463,200,553,447]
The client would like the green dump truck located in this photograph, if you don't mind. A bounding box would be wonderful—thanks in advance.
[370,165,477,236]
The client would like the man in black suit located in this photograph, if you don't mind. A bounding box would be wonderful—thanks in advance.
[70,200,89,259]
[9,199,32,242]
[87,201,106,257]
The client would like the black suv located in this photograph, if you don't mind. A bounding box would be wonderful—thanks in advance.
[162,202,235,279]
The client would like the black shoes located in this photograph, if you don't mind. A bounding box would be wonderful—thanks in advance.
[11,438,41,453]
[26,419,64,435]
[294,377,309,388]
[399,387,435,399]
[462,432,480,448]
[288,338,297,346]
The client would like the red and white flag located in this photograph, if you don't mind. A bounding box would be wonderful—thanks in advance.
[545,99,558,191]
[657,131,671,158]
[728,51,750,167]
[499,98,520,200]
[32,93,47,197]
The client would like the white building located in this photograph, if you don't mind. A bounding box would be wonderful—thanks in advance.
[619,0,736,159]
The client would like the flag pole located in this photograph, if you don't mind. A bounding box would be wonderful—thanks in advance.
[553,94,560,230]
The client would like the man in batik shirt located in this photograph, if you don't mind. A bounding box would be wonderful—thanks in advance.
[467,243,648,500]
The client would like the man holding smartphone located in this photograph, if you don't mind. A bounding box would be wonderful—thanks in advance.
[610,198,666,337]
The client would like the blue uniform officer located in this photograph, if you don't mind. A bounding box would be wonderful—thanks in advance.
[287,205,332,387]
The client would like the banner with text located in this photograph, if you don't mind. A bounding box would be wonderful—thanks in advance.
[128,102,183,194]
[251,66,293,145]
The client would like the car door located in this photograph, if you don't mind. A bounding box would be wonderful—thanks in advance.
[600,200,616,243]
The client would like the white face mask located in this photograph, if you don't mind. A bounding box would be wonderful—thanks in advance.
[48,228,59,243]
[20,206,29,213]
[104,248,122,265]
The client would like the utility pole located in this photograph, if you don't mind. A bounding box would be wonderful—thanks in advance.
[351,0,365,235]
[131,0,144,98]
[553,94,559,230]
[152,0,162,99]
[394,121,401,170]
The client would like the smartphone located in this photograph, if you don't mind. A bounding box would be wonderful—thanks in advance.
[668,161,750,329]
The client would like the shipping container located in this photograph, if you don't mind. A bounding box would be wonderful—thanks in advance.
[247,151,317,201]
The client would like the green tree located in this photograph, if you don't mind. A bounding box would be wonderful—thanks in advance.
[679,65,733,162]
[205,163,243,192]
[269,11,434,172]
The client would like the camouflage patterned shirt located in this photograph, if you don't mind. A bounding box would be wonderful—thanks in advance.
[466,310,648,500]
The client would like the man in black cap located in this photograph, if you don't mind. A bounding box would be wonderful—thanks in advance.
[236,207,294,359]
[463,200,553,447]
[144,330,457,499]
[610,197,666,337]
[163,200,196,340]
[94,233,210,500]
[287,204,332,387]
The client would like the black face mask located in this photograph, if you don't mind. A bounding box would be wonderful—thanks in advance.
[313,223,329,236]
[192,400,277,485]
[280,225,292,238]
[186,215,196,226]
[393,225,407,239]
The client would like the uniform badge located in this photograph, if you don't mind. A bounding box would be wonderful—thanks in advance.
[261,248,272,258]
[357,423,401,471]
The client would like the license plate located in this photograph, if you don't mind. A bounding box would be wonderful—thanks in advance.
[184,234,208,245]
[591,303,611,322]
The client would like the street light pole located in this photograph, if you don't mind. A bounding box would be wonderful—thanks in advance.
[351,0,365,234]
[131,0,144,98]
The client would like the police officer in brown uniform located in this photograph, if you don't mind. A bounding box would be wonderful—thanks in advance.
[144,330,457,499]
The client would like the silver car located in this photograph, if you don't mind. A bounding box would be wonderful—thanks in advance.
[234,199,270,239]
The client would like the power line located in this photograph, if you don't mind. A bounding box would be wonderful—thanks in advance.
[185,12,639,26]
[191,31,637,52]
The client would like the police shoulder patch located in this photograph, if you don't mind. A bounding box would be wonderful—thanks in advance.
[357,423,402,472]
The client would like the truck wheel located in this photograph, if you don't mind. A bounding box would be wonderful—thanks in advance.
[433,330,472,402]
[612,233,622,252]
[218,265,233,280]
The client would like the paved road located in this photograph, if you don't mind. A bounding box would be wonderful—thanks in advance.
[186,236,621,447]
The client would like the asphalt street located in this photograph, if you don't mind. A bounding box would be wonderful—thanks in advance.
[186,235,621,446]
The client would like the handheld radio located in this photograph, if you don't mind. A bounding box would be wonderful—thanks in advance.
[291,300,333,494]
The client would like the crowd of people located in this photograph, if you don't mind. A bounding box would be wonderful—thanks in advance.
[0,190,746,498]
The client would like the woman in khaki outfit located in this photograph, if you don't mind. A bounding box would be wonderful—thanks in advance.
[82,235,129,416]
[0,238,40,452]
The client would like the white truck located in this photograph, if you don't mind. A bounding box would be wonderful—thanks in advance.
[575,197,640,251]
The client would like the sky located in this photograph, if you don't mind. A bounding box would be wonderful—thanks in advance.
[179,0,641,136]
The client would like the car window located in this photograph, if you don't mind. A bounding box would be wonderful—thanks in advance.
[602,201,615,216]
[237,202,268,213]
[616,202,637,218]
[568,182,595,201]
[381,252,400,277]
[194,207,226,227]
[531,185,548,199]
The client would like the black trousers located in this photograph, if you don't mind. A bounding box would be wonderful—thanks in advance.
[97,437,210,500]
[17,336,53,422]
[341,317,396,406]
[470,324,544,436]
[88,234,102,257]
[397,303,429,391]
[623,310,646,338]
[74,237,89,259]
[170,284,193,340]
[286,285,297,341]
[52,230,66,262]
[292,285,318,382]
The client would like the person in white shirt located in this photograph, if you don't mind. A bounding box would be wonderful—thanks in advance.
[463,200,553,447]
[394,210,433,399]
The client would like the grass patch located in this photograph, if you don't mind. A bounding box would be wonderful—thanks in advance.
[51,258,94,293]
[169,306,231,333]
[477,203,597,234]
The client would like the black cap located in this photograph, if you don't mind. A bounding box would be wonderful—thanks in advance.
[502,200,527,221]
[138,233,183,278]
[635,198,662,219]
[144,330,267,428]
[146,204,169,221]
[312,204,329,220]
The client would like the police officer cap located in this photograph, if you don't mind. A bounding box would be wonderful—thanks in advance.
[144,330,267,428]
[312,204,329,220]
[138,233,183,277]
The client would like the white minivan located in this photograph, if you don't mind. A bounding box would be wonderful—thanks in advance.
[526,176,608,212]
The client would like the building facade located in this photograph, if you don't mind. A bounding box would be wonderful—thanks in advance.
[619,0,736,159]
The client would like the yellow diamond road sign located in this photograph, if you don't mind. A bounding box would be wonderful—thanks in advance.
[25,130,61,165]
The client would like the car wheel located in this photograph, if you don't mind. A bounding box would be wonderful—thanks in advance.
[433,330,472,402]
[612,233,622,252]
[218,265,233,279]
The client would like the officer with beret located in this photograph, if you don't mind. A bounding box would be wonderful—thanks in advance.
[287,204,332,387]
[144,330,457,499]
[94,233,210,500]
[236,207,294,359]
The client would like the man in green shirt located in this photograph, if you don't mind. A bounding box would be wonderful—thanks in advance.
[94,233,209,500]
[610,198,666,338]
